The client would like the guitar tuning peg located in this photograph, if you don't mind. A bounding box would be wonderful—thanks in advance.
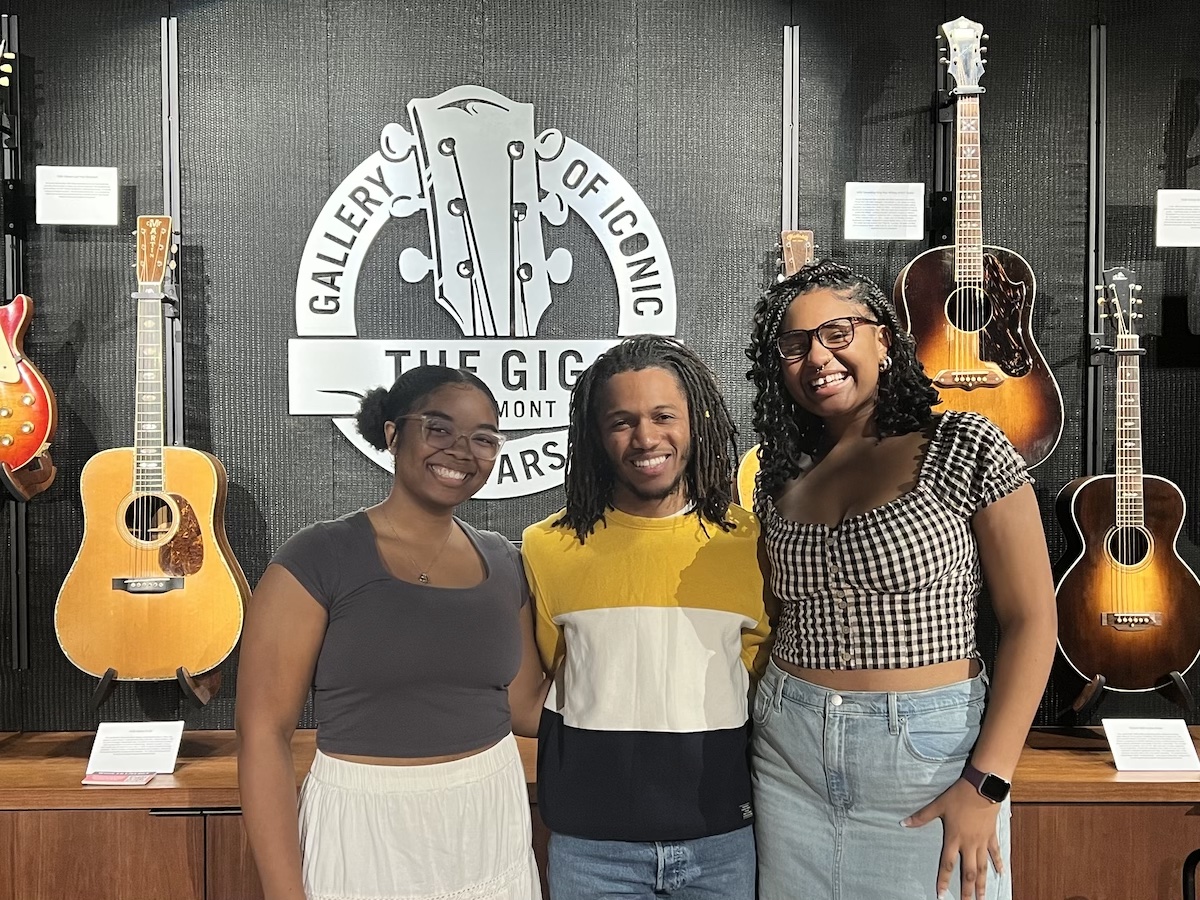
[0,76,8,88]
[982,33,989,40]
[0,64,12,74]
[939,57,949,65]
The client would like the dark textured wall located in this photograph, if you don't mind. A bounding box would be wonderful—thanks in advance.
[1,0,1198,731]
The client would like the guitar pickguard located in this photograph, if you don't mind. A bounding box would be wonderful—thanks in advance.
[159,495,204,576]
[978,252,1033,378]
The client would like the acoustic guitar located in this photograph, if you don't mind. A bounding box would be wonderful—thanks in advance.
[736,229,814,507]
[0,292,57,500]
[1054,267,1200,691]
[893,17,1063,469]
[55,215,249,681]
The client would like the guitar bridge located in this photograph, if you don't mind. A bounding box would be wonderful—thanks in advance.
[113,577,184,594]
[1100,612,1162,631]
[932,369,1005,390]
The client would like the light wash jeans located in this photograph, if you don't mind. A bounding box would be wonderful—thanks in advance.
[547,825,755,899]
[752,659,1011,900]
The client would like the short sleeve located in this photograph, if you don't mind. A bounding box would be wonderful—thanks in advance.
[270,521,343,609]
[955,412,1032,511]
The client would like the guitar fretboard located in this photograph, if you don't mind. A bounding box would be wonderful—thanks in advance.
[1115,332,1144,527]
[133,295,165,494]
[955,95,983,284]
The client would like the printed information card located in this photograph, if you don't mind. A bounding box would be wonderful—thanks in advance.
[1102,718,1200,773]
[843,182,925,241]
[1155,190,1200,247]
[82,720,185,785]
[35,166,121,226]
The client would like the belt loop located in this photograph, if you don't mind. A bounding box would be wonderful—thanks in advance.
[887,692,899,735]
[773,664,787,710]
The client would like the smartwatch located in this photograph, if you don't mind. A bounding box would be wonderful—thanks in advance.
[961,762,1011,803]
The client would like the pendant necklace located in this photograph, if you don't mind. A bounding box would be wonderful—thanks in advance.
[382,509,454,584]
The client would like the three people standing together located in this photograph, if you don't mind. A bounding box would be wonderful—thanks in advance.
[238,262,1057,900]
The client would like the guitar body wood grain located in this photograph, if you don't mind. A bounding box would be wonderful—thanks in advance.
[894,245,1063,468]
[54,446,249,680]
[1054,473,1200,690]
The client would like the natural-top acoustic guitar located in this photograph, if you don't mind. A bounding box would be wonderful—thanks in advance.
[55,215,249,682]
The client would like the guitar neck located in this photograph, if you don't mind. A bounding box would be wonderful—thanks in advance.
[134,294,166,493]
[1115,333,1144,527]
[955,95,984,283]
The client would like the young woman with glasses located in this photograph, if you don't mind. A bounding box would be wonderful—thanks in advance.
[745,261,1057,900]
[236,365,547,900]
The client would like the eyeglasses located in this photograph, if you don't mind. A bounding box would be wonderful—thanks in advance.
[396,414,508,461]
[776,316,880,361]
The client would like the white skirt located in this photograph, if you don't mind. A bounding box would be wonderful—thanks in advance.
[298,734,542,900]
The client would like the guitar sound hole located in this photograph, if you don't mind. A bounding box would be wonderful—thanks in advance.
[1106,527,1150,567]
[125,495,175,543]
[944,286,994,334]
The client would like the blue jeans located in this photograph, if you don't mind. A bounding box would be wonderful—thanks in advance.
[547,826,755,899]
[752,659,1011,900]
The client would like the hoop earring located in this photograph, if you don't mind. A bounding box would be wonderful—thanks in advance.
[879,356,892,372]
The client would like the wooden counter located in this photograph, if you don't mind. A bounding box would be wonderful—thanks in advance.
[1,729,1198,899]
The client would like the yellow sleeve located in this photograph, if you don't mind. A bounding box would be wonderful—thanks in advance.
[740,517,776,680]
[521,542,563,674]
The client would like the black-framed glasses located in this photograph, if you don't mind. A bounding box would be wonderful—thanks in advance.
[396,414,508,461]
[776,316,880,361]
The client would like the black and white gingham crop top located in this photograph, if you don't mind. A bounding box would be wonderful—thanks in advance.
[760,411,1032,670]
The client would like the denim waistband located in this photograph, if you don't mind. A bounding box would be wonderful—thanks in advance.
[761,657,988,722]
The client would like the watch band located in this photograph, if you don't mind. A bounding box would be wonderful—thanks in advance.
[962,762,1011,803]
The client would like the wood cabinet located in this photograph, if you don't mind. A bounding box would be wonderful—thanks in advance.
[1,730,1197,899]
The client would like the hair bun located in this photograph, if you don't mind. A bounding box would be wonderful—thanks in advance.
[355,386,391,451]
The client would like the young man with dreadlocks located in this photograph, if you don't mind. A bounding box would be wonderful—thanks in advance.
[745,260,1056,900]
[521,335,771,900]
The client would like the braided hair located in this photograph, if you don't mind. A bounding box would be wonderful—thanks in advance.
[556,335,738,542]
[745,260,939,501]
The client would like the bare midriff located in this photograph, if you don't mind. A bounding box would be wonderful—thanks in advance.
[773,656,979,691]
[326,738,501,767]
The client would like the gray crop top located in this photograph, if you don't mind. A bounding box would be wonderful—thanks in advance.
[271,510,528,758]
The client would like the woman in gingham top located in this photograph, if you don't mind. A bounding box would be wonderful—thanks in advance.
[744,261,1057,900]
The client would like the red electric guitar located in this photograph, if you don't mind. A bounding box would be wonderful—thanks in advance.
[0,293,57,500]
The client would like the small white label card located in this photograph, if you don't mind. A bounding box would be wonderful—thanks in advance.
[35,165,121,226]
[844,182,925,241]
[1155,189,1200,247]
[1102,718,1200,772]
[83,720,185,784]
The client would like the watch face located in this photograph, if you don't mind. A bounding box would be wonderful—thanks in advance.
[979,772,1010,803]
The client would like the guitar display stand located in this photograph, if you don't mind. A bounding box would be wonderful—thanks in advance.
[90,668,117,709]
[89,666,220,709]
[0,453,55,503]
[176,667,220,707]
[1058,671,1196,725]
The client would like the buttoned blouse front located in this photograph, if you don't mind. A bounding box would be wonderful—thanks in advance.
[761,411,1031,670]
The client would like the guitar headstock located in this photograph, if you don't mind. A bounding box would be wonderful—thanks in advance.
[1098,265,1143,337]
[939,16,987,96]
[135,215,174,294]
[778,229,815,278]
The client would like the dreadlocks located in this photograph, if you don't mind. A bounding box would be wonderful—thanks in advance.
[556,334,739,542]
[745,259,939,503]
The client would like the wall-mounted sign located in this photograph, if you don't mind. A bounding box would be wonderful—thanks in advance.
[290,85,677,498]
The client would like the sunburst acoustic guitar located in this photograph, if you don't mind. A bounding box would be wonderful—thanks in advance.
[893,17,1063,469]
[54,215,249,684]
[1054,267,1200,691]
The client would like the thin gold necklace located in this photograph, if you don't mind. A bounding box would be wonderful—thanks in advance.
[381,509,454,584]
